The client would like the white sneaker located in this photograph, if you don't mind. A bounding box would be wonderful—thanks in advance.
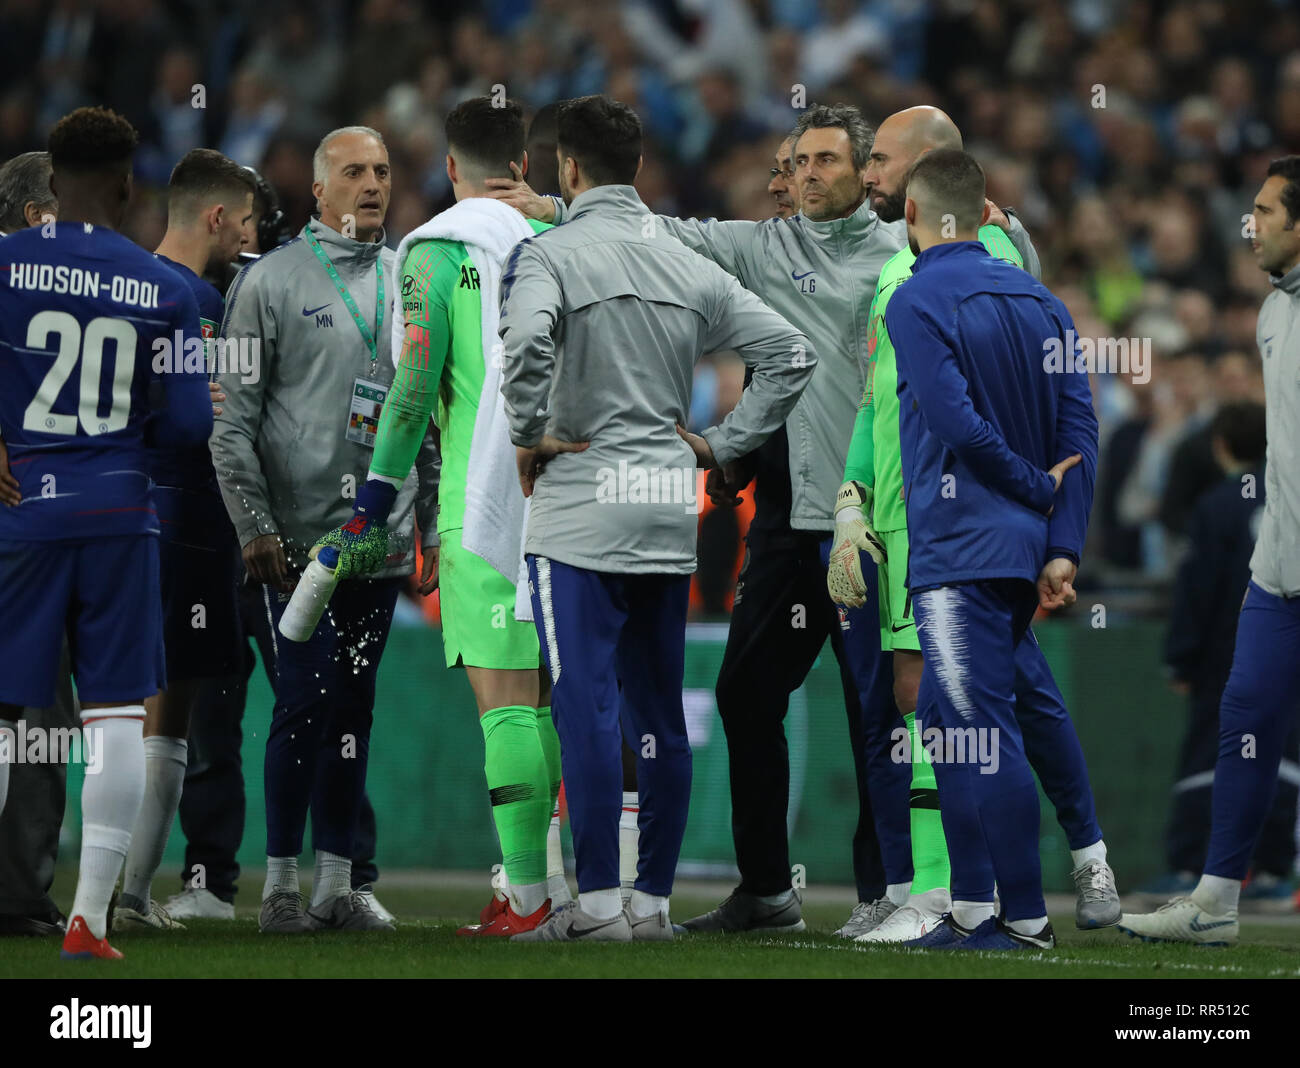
[855,902,944,943]
[114,899,186,930]
[1117,896,1238,946]
[164,887,235,921]
[353,885,395,925]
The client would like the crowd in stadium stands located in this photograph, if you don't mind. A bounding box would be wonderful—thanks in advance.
[2,0,1299,609]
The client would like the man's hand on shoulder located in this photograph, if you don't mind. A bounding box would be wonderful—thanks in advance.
[485,163,557,223]
[985,200,1010,232]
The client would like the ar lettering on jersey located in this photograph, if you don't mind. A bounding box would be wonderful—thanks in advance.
[458,265,480,290]
[791,267,816,294]
[8,263,160,309]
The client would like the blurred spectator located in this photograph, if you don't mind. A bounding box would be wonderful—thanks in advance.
[1160,350,1267,538]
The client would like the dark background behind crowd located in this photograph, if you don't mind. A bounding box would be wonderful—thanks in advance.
[2,0,1298,611]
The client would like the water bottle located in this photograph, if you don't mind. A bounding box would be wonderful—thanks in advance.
[279,546,340,642]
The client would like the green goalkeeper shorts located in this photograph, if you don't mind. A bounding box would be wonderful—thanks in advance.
[877,528,920,653]
[437,528,540,670]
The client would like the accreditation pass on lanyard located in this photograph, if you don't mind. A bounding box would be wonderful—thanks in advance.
[303,223,387,448]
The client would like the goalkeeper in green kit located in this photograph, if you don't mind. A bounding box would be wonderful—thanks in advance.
[826,107,1119,944]
[314,98,572,936]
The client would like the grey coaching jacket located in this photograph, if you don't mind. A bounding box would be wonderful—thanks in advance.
[499,184,817,574]
[550,195,1039,532]
[1251,261,1300,597]
[212,218,439,579]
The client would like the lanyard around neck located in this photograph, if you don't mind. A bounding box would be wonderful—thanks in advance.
[303,224,384,361]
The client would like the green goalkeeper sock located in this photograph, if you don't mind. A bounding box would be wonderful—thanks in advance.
[481,705,550,904]
[536,705,562,809]
[907,710,950,895]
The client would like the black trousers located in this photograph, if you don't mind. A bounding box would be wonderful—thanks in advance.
[1165,683,1299,877]
[715,528,898,899]
[176,580,379,902]
[0,646,77,923]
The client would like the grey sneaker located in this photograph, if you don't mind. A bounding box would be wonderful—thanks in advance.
[259,887,311,933]
[352,885,395,925]
[307,890,396,932]
[114,899,186,931]
[1072,859,1121,929]
[679,889,806,934]
[511,901,632,942]
[626,907,674,942]
[834,897,897,939]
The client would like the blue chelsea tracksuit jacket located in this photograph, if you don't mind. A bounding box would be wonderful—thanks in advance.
[885,241,1099,592]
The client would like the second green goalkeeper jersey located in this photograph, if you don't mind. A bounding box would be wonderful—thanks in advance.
[843,224,1023,532]
[370,218,551,534]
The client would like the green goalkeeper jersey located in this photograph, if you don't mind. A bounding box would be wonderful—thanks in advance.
[370,218,551,533]
[842,224,1023,532]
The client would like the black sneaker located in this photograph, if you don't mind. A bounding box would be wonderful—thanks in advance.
[679,888,806,933]
[0,910,66,937]
[957,916,1055,951]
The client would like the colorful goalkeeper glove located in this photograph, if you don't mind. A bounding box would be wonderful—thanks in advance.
[312,478,397,581]
[827,480,886,608]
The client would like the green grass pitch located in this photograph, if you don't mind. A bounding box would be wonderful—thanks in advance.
[2,878,1298,978]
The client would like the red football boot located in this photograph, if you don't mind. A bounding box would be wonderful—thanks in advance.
[456,893,509,936]
[60,915,124,961]
[460,898,552,937]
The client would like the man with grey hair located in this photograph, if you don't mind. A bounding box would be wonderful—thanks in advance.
[0,153,71,938]
[0,151,57,235]
[489,101,1040,935]
[214,125,440,933]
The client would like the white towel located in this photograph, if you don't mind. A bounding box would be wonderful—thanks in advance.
[389,198,537,620]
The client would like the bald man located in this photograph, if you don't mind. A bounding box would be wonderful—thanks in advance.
[827,106,1118,944]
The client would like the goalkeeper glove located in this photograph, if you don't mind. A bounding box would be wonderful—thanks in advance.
[312,478,397,581]
[826,480,886,609]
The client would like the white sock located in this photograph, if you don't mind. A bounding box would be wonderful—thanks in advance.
[121,735,188,912]
[909,886,951,914]
[629,889,668,918]
[264,856,299,901]
[0,719,15,819]
[1007,915,1049,936]
[886,881,912,907]
[545,807,571,904]
[619,791,639,901]
[579,887,623,920]
[1192,873,1241,914]
[311,850,351,906]
[72,712,145,939]
[1070,840,1107,867]
[951,899,995,930]
[510,881,548,917]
